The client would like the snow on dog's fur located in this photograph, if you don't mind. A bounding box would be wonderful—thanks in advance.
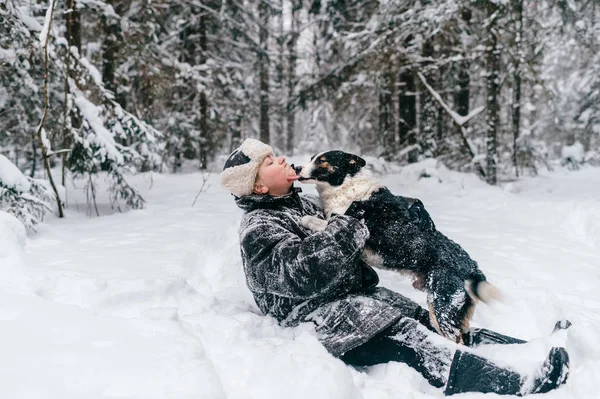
[295,150,501,343]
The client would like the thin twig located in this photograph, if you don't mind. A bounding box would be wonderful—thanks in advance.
[192,168,212,207]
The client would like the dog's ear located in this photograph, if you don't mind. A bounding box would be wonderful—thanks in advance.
[348,154,366,172]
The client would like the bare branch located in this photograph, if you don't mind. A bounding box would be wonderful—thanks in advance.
[192,168,212,207]
[417,71,478,159]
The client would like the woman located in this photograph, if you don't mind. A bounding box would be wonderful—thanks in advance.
[220,138,570,396]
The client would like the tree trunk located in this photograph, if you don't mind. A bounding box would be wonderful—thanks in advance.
[418,40,436,158]
[454,7,472,163]
[199,12,208,170]
[580,0,597,152]
[30,130,37,178]
[102,1,120,98]
[391,67,400,150]
[453,60,471,157]
[63,0,81,186]
[275,0,285,153]
[180,6,211,166]
[486,1,500,185]
[285,37,297,154]
[38,0,64,217]
[398,69,418,163]
[286,2,300,155]
[65,0,81,51]
[228,0,242,153]
[259,1,270,144]
[230,117,242,153]
[456,61,470,117]
[436,64,446,143]
[512,0,523,177]
[379,71,395,159]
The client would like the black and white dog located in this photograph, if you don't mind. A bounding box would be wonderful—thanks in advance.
[295,150,500,343]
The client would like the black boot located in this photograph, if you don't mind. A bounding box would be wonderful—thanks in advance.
[444,347,569,396]
[553,319,572,333]
[529,348,571,394]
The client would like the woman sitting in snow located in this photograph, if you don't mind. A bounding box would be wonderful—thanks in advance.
[220,138,570,396]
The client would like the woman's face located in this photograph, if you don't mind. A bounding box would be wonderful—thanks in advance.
[253,154,298,196]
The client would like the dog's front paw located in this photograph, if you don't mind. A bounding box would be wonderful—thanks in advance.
[301,215,328,231]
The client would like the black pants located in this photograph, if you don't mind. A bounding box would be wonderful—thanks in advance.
[340,315,526,388]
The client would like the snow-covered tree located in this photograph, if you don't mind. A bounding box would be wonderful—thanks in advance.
[0,155,53,230]
[2,0,599,194]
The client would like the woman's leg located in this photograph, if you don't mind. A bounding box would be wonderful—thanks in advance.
[340,317,454,388]
[340,317,570,396]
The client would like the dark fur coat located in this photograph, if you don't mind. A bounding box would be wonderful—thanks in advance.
[235,187,429,356]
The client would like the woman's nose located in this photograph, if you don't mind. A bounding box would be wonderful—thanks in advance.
[278,156,286,164]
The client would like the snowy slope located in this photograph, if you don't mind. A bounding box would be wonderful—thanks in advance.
[1,161,598,398]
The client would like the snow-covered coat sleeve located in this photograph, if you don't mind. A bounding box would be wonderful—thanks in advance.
[240,213,370,299]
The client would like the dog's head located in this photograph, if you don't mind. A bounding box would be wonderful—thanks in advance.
[294,150,366,186]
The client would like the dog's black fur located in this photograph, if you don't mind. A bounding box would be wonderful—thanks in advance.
[296,150,498,342]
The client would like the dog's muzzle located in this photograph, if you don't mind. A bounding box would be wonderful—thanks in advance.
[293,165,310,181]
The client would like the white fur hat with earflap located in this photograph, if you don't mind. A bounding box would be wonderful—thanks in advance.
[220,138,273,197]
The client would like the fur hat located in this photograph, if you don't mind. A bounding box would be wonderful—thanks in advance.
[220,138,273,197]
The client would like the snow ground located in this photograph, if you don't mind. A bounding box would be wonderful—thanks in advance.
[1,159,599,398]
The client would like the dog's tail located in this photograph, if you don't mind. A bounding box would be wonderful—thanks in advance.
[465,279,502,304]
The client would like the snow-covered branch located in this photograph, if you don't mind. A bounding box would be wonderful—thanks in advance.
[417,72,478,159]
